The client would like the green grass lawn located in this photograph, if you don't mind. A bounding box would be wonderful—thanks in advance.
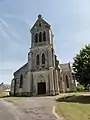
[4,96,24,100]
[0,90,24,100]
[0,90,7,98]
[56,92,90,120]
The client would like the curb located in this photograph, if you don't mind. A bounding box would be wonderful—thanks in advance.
[53,106,65,120]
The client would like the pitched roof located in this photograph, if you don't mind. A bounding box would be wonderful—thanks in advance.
[30,14,51,32]
[14,63,28,75]
[60,63,71,71]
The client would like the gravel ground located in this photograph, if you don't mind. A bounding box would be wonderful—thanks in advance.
[0,99,25,120]
[11,96,58,120]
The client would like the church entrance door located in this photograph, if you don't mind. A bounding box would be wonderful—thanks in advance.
[38,82,46,94]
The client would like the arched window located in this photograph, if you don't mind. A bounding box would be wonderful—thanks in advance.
[39,32,42,42]
[43,31,46,41]
[14,79,16,96]
[42,53,45,64]
[39,22,41,27]
[36,54,39,65]
[35,33,38,43]
[66,75,69,88]
[20,74,23,88]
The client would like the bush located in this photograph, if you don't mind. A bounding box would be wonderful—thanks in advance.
[77,84,85,92]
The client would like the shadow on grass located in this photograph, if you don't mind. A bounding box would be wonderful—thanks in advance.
[56,95,90,104]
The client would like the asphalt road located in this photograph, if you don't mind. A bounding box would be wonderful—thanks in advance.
[0,99,24,120]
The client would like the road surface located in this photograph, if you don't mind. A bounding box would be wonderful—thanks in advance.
[0,99,25,120]
[0,97,62,120]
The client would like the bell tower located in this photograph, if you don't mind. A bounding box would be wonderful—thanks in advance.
[28,15,55,72]
[30,14,54,48]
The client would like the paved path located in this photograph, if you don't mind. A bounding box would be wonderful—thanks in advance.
[0,96,62,120]
[12,96,58,120]
[0,99,25,120]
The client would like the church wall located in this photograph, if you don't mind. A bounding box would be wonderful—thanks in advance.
[13,65,29,96]
[56,70,60,94]
[22,73,29,92]
[14,77,20,94]
[32,70,50,95]
[49,67,55,95]
[11,79,14,95]
[30,46,52,71]
[59,72,65,93]
[57,70,63,93]
[49,29,53,45]
[48,47,53,67]
[62,71,73,92]
[53,70,59,95]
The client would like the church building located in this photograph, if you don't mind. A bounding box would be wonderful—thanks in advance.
[11,15,76,96]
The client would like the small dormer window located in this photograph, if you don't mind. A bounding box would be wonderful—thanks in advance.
[39,22,41,27]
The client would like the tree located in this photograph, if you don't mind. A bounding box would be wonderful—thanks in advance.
[73,44,90,87]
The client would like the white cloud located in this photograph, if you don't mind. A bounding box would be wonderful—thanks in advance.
[4,14,21,19]
[4,14,29,25]
[0,19,21,43]
[1,14,29,43]
[2,29,11,40]
[8,30,21,43]
[0,18,9,28]
[0,18,16,42]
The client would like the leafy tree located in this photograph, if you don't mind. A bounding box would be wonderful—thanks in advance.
[73,44,90,87]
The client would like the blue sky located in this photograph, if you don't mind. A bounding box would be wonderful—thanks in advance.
[0,0,90,84]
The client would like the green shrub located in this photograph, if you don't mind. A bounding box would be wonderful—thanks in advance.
[77,83,85,92]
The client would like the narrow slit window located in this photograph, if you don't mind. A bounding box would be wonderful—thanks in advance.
[42,53,45,64]
[39,22,41,27]
[39,32,42,42]
[66,75,69,88]
[35,33,38,43]
[43,31,46,41]
[36,54,39,65]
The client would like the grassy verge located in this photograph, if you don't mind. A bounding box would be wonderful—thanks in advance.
[0,91,24,100]
[4,96,24,101]
[0,90,7,98]
[56,92,90,120]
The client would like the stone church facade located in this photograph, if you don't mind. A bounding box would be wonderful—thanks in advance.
[11,15,76,96]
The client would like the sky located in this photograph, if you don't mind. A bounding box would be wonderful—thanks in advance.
[0,0,90,84]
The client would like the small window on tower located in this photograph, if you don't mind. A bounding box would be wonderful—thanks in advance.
[36,54,40,65]
[43,31,46,41]
[35,33,38,43]
[42,53,45,64]
[39,32,42,42]
[39,22,41,27]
